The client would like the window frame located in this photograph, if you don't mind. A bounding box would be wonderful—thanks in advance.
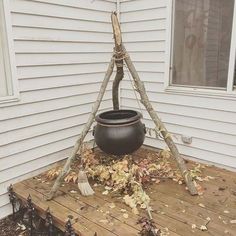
[0,0,19,104]
[165,0,236,98]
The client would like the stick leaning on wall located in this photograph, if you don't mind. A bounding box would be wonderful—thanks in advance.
[122,45,198,195]
[46,57,115,200]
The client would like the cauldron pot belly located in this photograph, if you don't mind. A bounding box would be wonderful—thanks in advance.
[93,110,146,156]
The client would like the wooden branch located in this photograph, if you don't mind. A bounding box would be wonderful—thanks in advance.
[111,12,122,47]
[122,45,198,196]
[112,63,124,110]
[46,58,115,200]
[111,12,124,110]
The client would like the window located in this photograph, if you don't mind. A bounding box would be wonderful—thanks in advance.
[0,0,18,103]
[170,0,236,91]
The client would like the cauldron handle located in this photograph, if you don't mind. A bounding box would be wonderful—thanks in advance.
[143,124,146,134]
[92,126,96,136]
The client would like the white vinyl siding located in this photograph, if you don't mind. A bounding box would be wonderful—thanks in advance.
[120,0,236,169]
[1,0,236,221]
[0,0,116,219]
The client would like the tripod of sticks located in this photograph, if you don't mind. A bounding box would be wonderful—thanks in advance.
[46,12,197,201]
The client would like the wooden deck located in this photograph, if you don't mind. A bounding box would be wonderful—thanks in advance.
[13,148,236,236]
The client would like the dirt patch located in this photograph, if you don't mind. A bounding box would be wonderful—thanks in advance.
[0,215,25,236]
[0,213,65,236]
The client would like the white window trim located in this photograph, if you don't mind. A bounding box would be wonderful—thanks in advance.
[0,0,19,104]
[164,0,236,99]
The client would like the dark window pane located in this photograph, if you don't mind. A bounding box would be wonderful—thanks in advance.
[172,0,234,88]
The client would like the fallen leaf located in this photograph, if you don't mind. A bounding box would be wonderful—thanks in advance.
[120,209,126,212]
[123,195,136,209]
[224,210,230,214]
[230,220,236,224]
[99,219,109,224]
[105,186,112,190]
[198,203,205,208]
[191,224,196,229]
[132,207,139,215]
[109,203,116,209]
[200,225,207,231]
[17,223,26,231]
[70,190,77,194]
[195,183,204,195]
[196,176,203,182]
[140,203,147,209]
[123,213,129,219]
[207,175,215,180]
[102,190,109,195]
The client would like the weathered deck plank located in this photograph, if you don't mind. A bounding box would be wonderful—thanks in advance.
[14,182,114,236]
[12,148,236,236]
[23,178,140,236]
[24,177,181,236]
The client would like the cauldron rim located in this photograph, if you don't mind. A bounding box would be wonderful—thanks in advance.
[95,109,142,125]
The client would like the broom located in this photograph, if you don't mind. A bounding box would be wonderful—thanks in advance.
[77,154,94,196]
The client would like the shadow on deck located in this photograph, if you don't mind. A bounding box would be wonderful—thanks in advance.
[12,148,236,236]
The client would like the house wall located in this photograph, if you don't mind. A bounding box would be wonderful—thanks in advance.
[0,0,116,219]
[120,0,236,169]
[1,0,235,220]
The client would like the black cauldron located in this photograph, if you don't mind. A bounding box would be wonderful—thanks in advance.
[93,109,146,155]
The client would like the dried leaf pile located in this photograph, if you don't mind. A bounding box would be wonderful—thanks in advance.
[46,148,207,215]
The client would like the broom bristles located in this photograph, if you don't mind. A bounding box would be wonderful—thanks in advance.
[78,170,94,196]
